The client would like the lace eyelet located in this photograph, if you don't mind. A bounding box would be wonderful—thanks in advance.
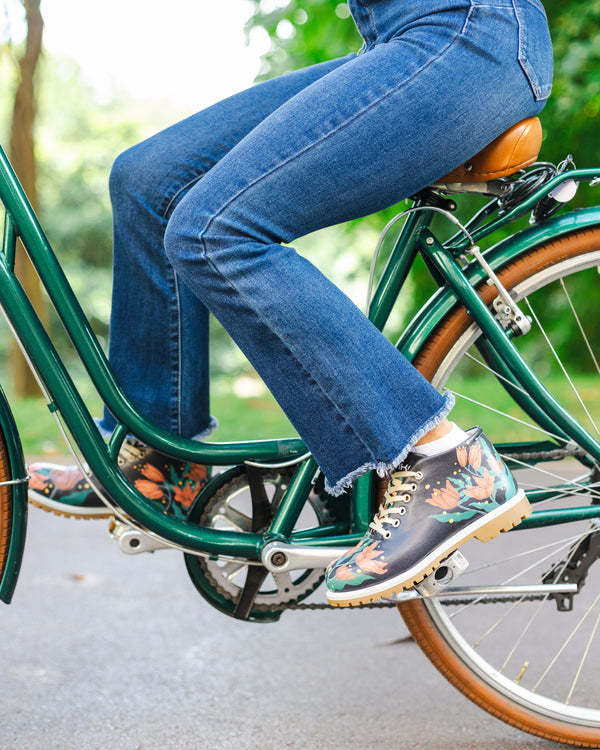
[403,494,411,503]
[415,471,424,480]
[392,518,400,526]
[409,483,418,492]
[383,530,392,539]
[398,507,406,515]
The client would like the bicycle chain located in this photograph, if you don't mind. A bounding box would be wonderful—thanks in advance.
[247,594,548,612]
[504,447,587,462]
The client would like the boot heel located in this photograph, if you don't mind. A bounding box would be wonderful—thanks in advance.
[474,492,531,543]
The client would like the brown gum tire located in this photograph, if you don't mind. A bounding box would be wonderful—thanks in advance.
[0,428,13,587]
[399,226,600,747]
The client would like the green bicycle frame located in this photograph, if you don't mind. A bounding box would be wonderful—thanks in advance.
[2,141,600,603]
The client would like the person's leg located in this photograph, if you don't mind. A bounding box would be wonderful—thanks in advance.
[161,0,551,603]
[101,54,355,438]
[163,0,550,495]
[28,55,357,518]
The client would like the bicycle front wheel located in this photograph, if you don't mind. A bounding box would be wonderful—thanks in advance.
[0,423,15,585]
[401,226,600,747]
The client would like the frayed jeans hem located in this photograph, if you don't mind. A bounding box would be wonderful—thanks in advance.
[324,391,455,497]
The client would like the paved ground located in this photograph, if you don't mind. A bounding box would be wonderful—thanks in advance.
[0,507,560,750]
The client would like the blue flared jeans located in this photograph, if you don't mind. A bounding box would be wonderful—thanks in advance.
[100,0,553,495]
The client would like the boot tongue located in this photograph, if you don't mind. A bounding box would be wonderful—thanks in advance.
[397,453,424,472]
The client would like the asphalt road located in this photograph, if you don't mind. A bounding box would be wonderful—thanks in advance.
[0,507,560,750]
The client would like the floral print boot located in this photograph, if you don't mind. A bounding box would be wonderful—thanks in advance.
[326,428,531,607]
[28,440,208,520]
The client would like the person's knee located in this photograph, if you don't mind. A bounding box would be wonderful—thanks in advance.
[164,195,237,282]
[163,199,202,277]
[109,141,164,210]
[165,182,264,281]
[109,146,139,201]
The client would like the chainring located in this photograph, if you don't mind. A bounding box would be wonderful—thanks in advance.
[184,465,331,622]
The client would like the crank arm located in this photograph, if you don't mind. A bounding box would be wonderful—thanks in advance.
[261,541,350,572]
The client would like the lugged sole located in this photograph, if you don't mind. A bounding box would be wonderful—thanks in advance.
[327,491,531,608]
[28,492,113,520]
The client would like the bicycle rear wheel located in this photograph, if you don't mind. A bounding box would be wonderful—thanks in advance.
[401,226,600,746]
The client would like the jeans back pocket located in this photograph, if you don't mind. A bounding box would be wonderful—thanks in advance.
[514,0,553,101]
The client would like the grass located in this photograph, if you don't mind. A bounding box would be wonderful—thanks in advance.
[7,371,600,460]
[8,381,298,460]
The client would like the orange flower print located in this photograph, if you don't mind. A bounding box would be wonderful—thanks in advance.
[468,444,482,471]
[488,455,503,476]
[426,480,460,510]
[141,463,166,483]
[185,463,207,484]
[341,539,364,563]
[335,564,355,581]
[456,445,468,467]
[355,542,388,575]
[135,478,164,500]
[50,467,84,491]
[464,468,494,500]
[173,482,198,509]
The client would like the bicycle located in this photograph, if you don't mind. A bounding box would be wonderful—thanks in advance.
[2,115,600,747]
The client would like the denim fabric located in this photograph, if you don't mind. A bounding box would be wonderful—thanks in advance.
[101,0,553,495]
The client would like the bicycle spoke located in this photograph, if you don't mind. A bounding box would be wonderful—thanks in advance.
[559,277,600,378]
[532,591,600,694]
[524,295,600,437]
[449,529,593,622]
[461,530,596,578]
[496,536,591,674]
[497,453,600,504]
[502,530,594,586]
[464,351,530,397]
[499,598,546,673]
[451,389,566,442]
[566,605,600,705]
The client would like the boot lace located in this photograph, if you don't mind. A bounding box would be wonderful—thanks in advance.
[369,468,423,539]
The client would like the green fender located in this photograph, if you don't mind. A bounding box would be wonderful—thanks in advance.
[0,384,28,604]
[397,205,600,362]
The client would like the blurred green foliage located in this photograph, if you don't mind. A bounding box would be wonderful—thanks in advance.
[246,0,600,343]
[1,0,599,404]
[246,0,600,169]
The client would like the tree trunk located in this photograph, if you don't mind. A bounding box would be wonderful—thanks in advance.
[9,0,46,397]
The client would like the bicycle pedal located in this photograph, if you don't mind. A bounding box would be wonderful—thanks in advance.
[415,550,469,598]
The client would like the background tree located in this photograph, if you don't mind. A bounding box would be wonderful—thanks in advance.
[5,0,46,396]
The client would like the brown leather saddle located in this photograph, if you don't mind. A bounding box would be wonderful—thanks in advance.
[438,116,542,185]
